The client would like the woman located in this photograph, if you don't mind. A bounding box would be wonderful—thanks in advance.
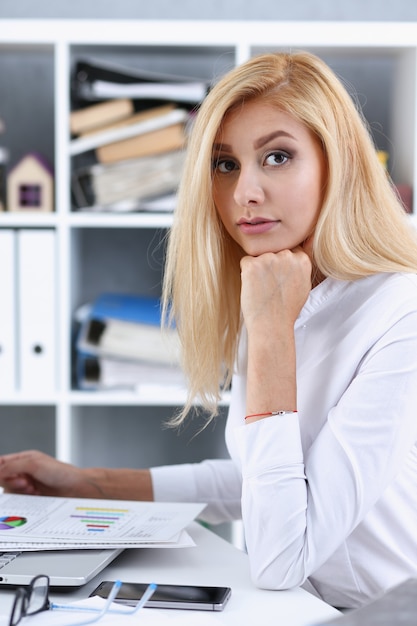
[1,52,417,609]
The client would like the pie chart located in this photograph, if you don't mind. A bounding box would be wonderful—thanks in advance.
[0,516,27,530]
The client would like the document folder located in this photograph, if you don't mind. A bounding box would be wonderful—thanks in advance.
[0,229,17,393]
[17,229,57,393]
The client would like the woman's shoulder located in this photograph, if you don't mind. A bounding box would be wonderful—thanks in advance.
[350,272,417,317]
[313,272,417,317]
[360,271,417,295]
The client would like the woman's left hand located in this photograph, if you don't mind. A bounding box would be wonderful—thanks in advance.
[240,246,312,334]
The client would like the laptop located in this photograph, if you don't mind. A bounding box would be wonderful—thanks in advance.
[0,547,123,587]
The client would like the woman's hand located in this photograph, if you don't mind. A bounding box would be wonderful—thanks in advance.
[0,450,154,501]
[0,450,87,497]
[240,246,312,333]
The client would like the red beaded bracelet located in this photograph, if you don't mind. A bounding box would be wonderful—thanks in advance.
[245,410,298,420]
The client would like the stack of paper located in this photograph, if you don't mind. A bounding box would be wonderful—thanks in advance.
[0,493,205,551]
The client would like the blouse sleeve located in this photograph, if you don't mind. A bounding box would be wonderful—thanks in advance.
[235,304,417,590]
[151,458,242,524]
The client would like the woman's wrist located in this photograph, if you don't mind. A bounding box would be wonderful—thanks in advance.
[74,467,154,501]
[245,410,297,424]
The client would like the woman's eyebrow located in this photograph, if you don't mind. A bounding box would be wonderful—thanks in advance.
[254,130,296,149]
[212,130,296,153]
[212,143,231,152]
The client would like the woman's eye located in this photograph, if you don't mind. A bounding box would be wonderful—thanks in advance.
[265,151,290,166]
[214,158,237,173]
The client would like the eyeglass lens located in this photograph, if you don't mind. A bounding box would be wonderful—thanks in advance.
[27,576,49,614]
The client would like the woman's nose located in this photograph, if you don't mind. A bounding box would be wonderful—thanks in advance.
[233,167,265,207]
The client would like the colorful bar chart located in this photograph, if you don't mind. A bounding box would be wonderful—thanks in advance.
[71,506,129,532]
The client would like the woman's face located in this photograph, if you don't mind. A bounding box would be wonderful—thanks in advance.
[212,100,327,257]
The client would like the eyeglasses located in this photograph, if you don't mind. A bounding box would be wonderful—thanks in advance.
[9,574,157,626]
[9,575,49,626]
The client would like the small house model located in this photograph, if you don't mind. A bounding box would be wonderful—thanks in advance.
[7,153,54,212]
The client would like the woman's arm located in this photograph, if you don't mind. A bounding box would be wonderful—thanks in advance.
[240,248,311,421]
[0,450,153,500]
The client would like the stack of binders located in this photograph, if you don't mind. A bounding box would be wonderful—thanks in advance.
[75,292,185,393]
[70,58,209,213]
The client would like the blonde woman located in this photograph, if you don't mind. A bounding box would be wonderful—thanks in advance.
[1,52,417,609]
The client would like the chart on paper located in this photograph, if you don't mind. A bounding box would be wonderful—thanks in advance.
[0,493,205,547]
[0,516,27,530]
[70,505,129,532]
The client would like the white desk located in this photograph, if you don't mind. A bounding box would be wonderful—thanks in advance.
[0,523,340,626]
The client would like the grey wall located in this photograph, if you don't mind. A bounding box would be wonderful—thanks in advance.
[1,0,417,21]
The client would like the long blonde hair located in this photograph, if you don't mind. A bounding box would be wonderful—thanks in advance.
[163,51,417,424]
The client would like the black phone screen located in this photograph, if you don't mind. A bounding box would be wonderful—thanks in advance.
[90,581,232,611]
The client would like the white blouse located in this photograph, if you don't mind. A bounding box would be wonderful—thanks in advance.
[151,273,417,608]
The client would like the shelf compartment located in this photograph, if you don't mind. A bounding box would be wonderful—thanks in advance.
[0,405,56,456]
[69,404,228,468]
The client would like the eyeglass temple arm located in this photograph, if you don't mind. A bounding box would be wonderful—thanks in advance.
[132,582,157,613]
[50,580,122,615]
[97,580,123,616]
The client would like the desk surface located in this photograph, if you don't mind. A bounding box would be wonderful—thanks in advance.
[0,523,340,626]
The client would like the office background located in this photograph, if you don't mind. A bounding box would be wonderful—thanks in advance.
[1,0,417,20]
[1,2,416,551]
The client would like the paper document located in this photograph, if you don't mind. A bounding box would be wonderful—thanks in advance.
[0,529,196,551]
[90,80,208,102]
[0,493,205,550]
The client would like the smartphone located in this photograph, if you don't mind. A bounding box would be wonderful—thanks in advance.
[90,580,232,611]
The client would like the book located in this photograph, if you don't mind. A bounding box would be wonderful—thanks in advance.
[96,119,186,164]
[0,146,8,211]
[395,183,413,213]
[76,293,180,365]
[70,98,134,135]
[71,149,185,209]
[78,317,180,364]
[69,105,188,157]
[76,103,175,139]
[376,150,413,213]
[71,58,209,106]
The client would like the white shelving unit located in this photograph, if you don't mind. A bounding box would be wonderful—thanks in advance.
[1,20,416,470]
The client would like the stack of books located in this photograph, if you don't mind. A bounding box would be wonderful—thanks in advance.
[70,59,209,212]
[75,292,186,394]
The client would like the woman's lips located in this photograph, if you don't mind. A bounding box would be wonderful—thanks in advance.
[237,219,279,235]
